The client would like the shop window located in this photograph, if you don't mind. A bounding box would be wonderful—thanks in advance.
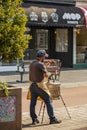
[36,29,48,50]
[55,29,68,52]
[76,28,87,63]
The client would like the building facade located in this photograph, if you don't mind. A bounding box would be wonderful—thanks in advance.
[74,0,87,68]
[23,0,87,68]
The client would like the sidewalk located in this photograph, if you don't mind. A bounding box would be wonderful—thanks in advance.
[22,68,87,130]
[0,67,87,90]
[0,67,87,130]
[22,104,87,130]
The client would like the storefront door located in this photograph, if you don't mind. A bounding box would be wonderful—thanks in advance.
[50,28,73,67]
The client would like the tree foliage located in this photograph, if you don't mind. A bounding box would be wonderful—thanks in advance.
[0,82,9,96]
[0,0,31,61]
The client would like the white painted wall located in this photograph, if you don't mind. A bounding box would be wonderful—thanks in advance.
[73,29,76,64]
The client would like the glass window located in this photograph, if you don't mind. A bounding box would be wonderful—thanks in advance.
[36,29,48,50]
[55,29,68,52]
[76,28,87,63]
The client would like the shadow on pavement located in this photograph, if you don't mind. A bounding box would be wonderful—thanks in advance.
[0,71,18,75]
[0,71,28,75]
[22,123,50,128]
[61,68,87,71]
[75,128,87,130]
[7,81,29,84]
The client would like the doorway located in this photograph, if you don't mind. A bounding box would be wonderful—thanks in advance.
[50,28,73,67]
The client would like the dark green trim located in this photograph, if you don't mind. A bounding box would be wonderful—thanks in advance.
[73,63,87,69]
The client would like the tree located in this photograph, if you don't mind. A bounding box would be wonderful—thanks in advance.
[0,0,31,61]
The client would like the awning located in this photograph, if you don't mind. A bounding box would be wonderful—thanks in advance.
[77,7,87,28]
[23,3,87,28]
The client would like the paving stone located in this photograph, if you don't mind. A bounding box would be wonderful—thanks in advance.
[22,104,87,130]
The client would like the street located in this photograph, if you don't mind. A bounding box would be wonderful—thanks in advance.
[22,86,87,113]
[0,68,87,129]
[22,85,87,130]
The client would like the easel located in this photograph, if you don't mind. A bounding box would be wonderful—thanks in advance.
[38,82,71,124]
[38,60,71,123]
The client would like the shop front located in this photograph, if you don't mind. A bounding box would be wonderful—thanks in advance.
[23,2,86,67]
[73,28,87,68]
[73,7,87,68]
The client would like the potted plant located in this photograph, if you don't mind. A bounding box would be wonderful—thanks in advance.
[0,82,9,96]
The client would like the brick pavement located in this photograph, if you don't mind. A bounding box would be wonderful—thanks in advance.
[0,69,87,89]
[0,68,87,130]
[22,69,87,130]
[22,104,87,130]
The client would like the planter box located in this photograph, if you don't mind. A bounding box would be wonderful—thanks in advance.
[0,87,22,130]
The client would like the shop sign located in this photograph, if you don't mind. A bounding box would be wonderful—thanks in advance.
[29,11,82,25]
[29,11,59,23]
[29,12,38,21]
[41,12,48,23]
[62,13,81,24]
[51,13,59,22]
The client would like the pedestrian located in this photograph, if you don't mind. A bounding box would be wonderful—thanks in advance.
[29,50,61,125]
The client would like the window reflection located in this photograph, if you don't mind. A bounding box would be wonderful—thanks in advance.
[76,28,87,63]
[36,29,48,50]
[55,29,68,52]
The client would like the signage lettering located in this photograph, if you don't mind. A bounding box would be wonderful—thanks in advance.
[67,21,78,24]
[63,13,81,20]
[29,11,82,25]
